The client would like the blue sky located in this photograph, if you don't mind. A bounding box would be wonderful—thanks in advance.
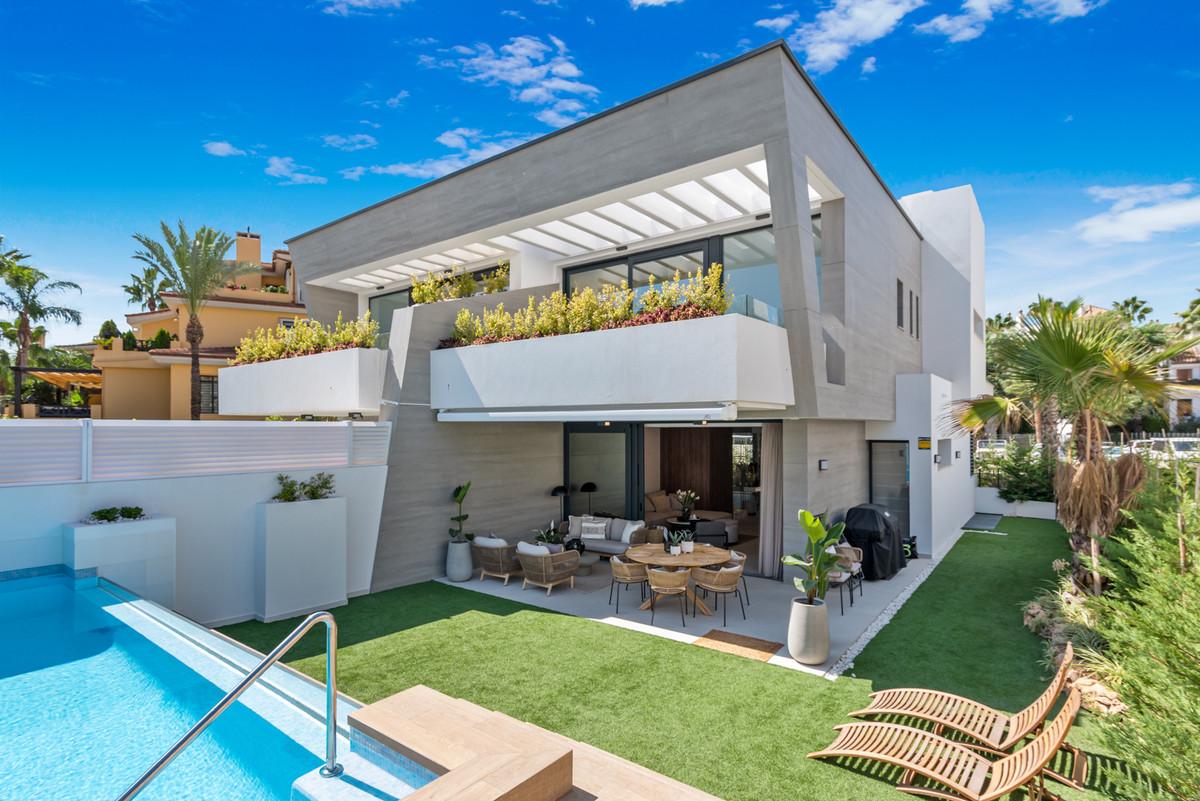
[1,0,1197,344]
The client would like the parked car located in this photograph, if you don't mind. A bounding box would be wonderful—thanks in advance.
[1133,438,1200,463]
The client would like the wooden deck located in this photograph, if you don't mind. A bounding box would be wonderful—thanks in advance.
[349,685,724,801]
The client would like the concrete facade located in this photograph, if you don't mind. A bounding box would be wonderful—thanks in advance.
[285,42,988,585]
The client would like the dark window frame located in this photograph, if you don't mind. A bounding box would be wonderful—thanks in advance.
[896,279,905,329]
[563,236,722,294]
[199,375,219,415]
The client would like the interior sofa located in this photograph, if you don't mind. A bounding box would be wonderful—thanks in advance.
[643,490,740,544]
[560,516,662,556]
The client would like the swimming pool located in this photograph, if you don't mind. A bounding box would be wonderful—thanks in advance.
[0,575,433,801]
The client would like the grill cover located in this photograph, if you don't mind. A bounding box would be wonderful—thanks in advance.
[843,504,907,581]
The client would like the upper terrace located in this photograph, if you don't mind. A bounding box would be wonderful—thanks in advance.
[290,41,932,423]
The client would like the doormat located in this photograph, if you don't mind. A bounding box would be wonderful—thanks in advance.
[694,630,783,662]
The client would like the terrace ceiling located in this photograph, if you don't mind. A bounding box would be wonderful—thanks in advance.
[314,147,828,294]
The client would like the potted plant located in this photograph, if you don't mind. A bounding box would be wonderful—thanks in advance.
[446,482,474,581]
[680,528,695,554]
[675,489,699,520]
[665,528,685,556]
[534,524,564,547]
[781,509,843,665]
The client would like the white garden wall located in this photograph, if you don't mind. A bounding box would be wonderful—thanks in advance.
[974,486,1058,520]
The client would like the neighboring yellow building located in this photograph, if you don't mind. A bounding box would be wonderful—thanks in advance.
[93,232,308,420]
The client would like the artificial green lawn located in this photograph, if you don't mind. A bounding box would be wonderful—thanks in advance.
[223,518,1119,801]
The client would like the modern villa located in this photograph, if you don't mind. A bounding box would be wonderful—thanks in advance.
[243,41,988,592]
[1,39,1126,801]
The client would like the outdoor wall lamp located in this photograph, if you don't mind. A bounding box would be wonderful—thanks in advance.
[580,482,597,514]
[818,459,830,471]
[955,450,962,459]
[933,454,942,464]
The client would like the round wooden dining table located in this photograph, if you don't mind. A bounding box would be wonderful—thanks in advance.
[624,542,731,616]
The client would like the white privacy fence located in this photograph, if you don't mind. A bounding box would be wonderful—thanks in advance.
[0,420,392,486]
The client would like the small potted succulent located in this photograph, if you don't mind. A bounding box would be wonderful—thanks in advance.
[675,489,699,520]
[680,528,695,554]
[665,527,685,556]
[781,509,843,665]
[446,482,474,581]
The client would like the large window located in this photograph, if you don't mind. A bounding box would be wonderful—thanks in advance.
[368,289,411,345]
[723,228,781,324]
[565,241,714,302]
[199,375,219,415]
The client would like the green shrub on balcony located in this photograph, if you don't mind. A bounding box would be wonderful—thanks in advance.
[444,264,731,348]
[232,312,379,365]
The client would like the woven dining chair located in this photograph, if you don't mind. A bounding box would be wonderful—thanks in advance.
[608,554,648,614]
[724,549,751,606]
[691,563,745,626]
[646,567,690,627]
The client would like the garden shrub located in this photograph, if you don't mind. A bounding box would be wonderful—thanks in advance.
[119,506,144,520]
[149,328,172,350]
[978,440,1056,502]
[90,507,121,522]
[233,312,379,365]
[1086,466,1200,800]
[441,263,733,348]
[272,472,336,502]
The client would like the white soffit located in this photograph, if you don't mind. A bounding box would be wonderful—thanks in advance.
[334,150,783,292]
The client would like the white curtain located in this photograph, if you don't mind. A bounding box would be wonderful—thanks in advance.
[757,422,784,579]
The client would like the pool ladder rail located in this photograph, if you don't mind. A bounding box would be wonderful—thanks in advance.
[115,610,343,801]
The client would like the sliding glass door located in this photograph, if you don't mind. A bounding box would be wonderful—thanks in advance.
[564,423,643,520]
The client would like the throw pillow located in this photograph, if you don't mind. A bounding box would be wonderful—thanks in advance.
[516,541,551,556]
[567,516,584,539]
[544,543,564,554]
[620,519,645,544]
[580,516,608,539]
[474,535,508,549]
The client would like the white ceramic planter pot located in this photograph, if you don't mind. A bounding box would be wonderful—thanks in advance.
[787,597,830,665]
[669,545,682,556]
[64,516,177,607]
[446,540,473,582]
[256,497,348,622]
[681,541,694,553]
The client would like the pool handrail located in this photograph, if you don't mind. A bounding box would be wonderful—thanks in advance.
[115,610,343,800]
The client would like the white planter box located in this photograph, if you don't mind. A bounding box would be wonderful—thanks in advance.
[975,486,1058,521]
[64,516,177,607]
[429,314,794,419]
[255,497,348,622]
[219,348,387,417]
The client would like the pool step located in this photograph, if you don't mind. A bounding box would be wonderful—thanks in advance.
[291,752,423,801]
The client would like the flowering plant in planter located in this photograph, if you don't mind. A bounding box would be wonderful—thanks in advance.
[440,264,732,348]
[675,489,699,519]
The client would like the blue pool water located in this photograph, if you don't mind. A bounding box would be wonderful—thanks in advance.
[0,576,323,801]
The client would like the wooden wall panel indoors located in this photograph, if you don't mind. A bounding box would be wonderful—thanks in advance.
[660,428,732,513]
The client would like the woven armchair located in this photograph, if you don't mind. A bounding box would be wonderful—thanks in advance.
[517,549,580,596]
[628,526,664,545]
[471,543,521,585]
[829,544,864,615]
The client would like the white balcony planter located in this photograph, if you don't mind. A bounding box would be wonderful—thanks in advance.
[63,516,177,607]
[429,314,794,421]
[219,348,387,417]
[255,497,347,622]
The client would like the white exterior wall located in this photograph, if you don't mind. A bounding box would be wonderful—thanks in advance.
[0,465,386,626]
[866,374,973,559]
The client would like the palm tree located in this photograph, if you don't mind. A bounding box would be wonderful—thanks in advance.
[0,264,82,416]
[131,221,253,419]
[1179,290,1200,334]
[122,264,173,311]
[952,298,1198,594]
[1113,295,1153,324]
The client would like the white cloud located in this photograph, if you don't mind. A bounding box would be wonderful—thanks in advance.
[696,51,722,61]
[202,140,245,157]
[630,0,684,7]
[427,35,598,128]
[264,156,327,185]
[321,133,378,152]
[359,119,380,129]
[790,0,926,74]
[320,0,411,16]
[501,9,526,19]
[385,90,409,108]
[754,12,799,32]
[1023,0,1105,21]
[915,0,1011,42]
[860,55,877,74]
[1076,182,1200,244]
[342,130,532,181]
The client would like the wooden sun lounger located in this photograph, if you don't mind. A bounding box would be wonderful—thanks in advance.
[810,689,1082,801]
[849,643,1085,789]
